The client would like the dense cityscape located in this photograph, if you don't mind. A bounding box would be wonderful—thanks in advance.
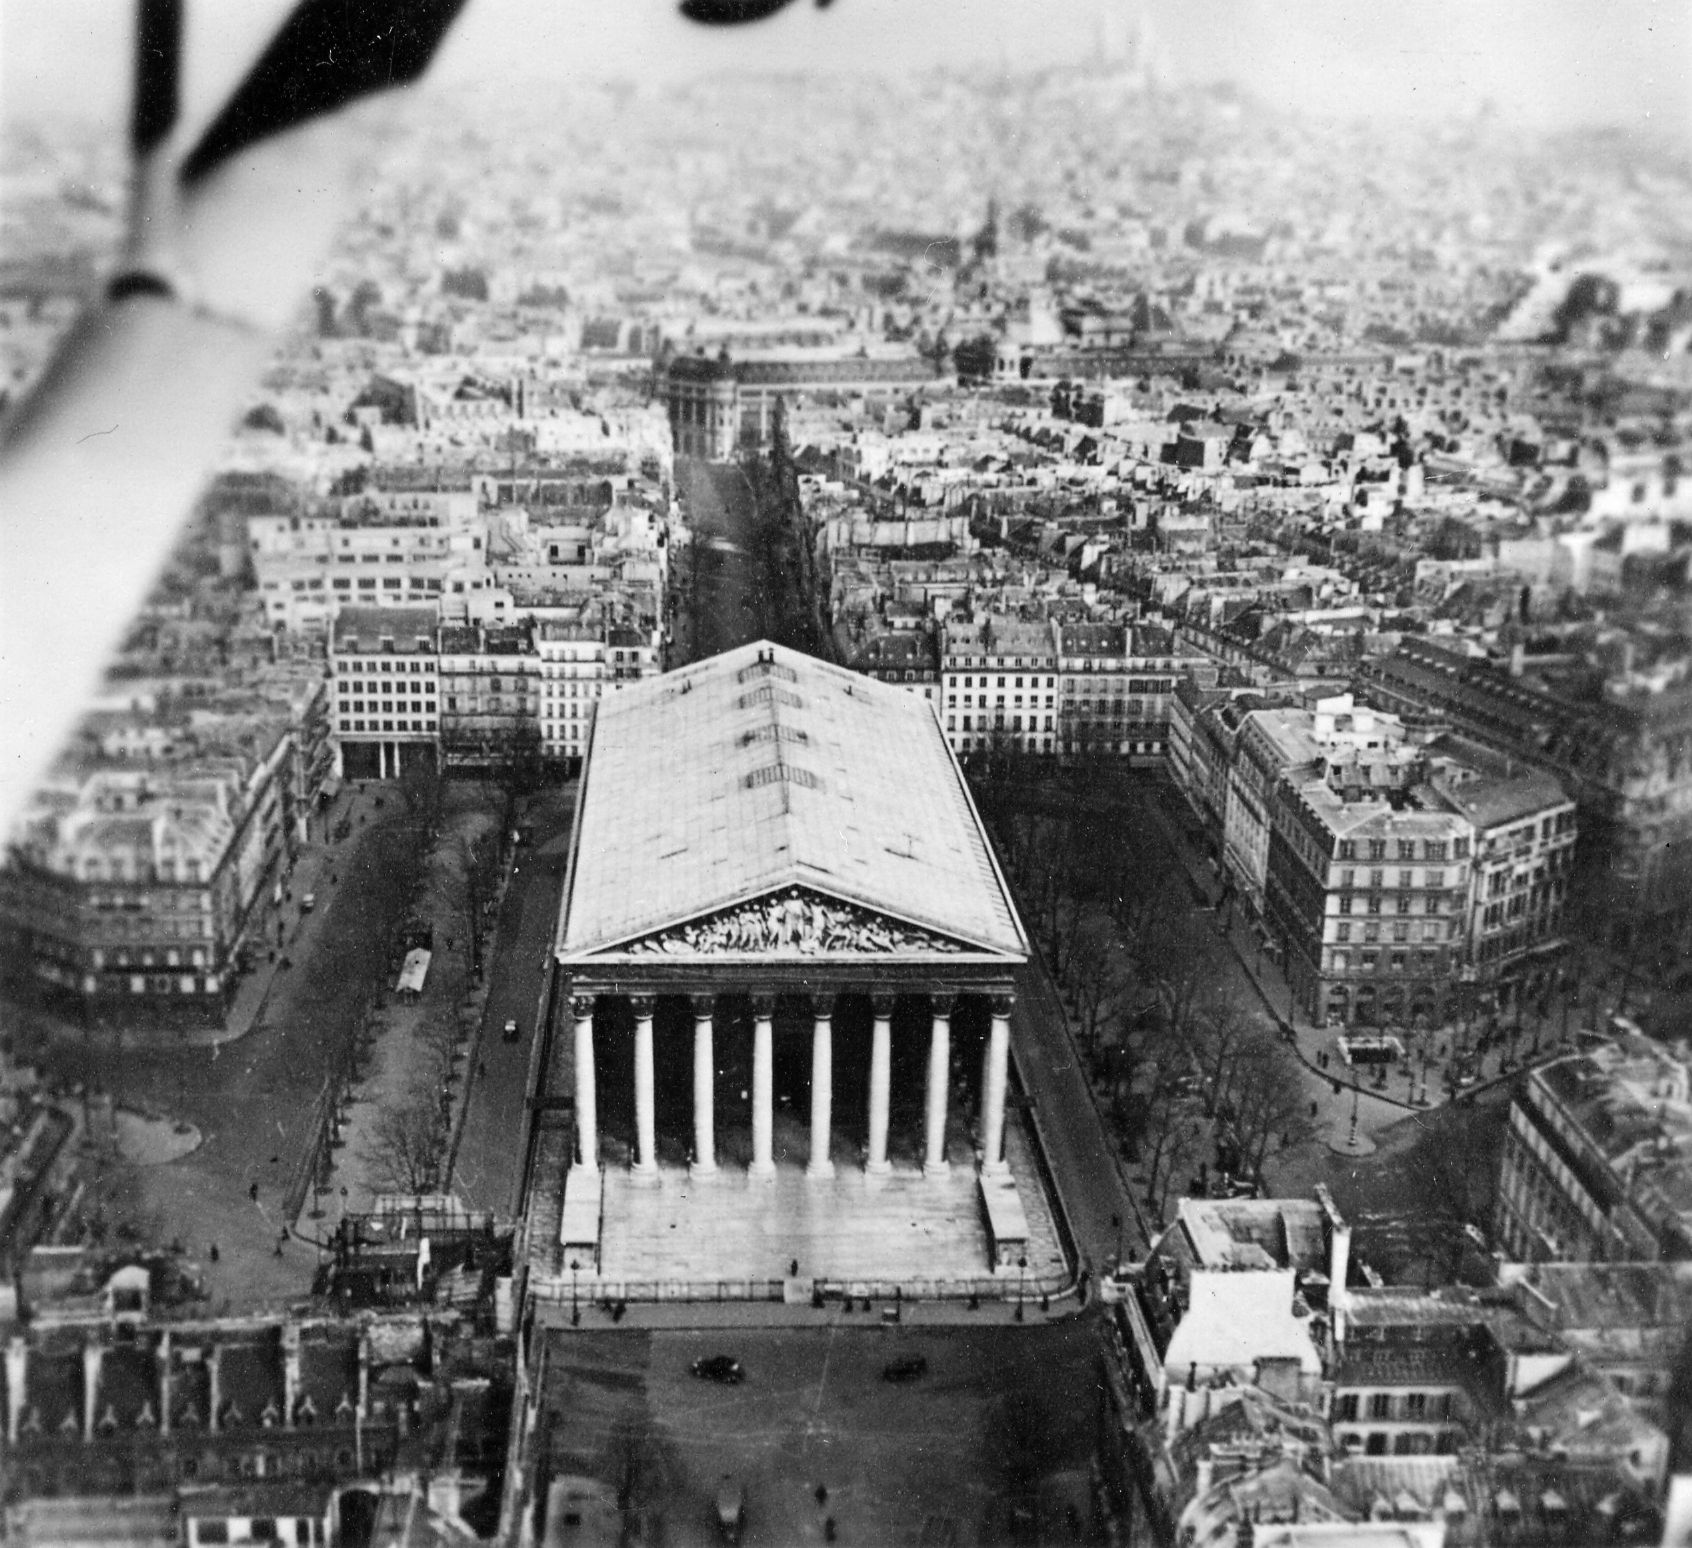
[3,21,1692,1547]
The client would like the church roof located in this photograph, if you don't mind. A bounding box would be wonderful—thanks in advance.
[556,640,1027,962]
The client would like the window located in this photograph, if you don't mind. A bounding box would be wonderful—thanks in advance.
[1336,923,1351,942]
[1368,840,1386,860]
[1368,1393,1391,1419]
[1369,869,1384,888]
[1338,841,1356,860]
[1398,840,1416,860]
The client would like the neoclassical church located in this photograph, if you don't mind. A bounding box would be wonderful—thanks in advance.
[523,640,1063,1303]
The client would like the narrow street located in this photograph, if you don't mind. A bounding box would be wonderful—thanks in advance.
[673,458,765,667]
[450,781,577,1215]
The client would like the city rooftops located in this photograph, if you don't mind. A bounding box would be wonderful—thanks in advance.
[330,606,439,655]
[1165,1198,1330,1274]
[1056,621,1129,657]
[555,640,1028,962]
[1433,770,1572,831]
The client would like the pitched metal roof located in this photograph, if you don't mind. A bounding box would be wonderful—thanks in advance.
[557,640,1027,960]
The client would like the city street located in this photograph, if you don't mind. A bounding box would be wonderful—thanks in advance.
[673,457,767,667]
[37,786,423,1309]
[539,1319,1100,1547]
[451,780,577,1215]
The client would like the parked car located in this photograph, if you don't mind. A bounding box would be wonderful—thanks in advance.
[691,1355,744,1384]
[503,1018,520,1043]
[882,1354,928,1383]
[300,892,316,912]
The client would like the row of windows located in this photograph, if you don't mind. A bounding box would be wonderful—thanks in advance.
[336,656,435,670]
[1339,868,1448,890]
[949,715,1056,733]
[340,719,434,734]
[1334,1390,1455,1421]
[1337,837,1469,862]
[1328,945,1454,974]
[1337,893,1449,915]
[1334,921,1446,945]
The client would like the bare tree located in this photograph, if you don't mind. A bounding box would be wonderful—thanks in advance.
[1228,1037,1316,1182]
[1069,924,1132,1053]
[364,1080,447,1195]
[1193,991,1257,1118]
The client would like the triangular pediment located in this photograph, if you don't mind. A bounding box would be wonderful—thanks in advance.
[591,885,986,960]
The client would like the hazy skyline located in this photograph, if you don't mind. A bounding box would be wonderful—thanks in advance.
[2,0,1687,147]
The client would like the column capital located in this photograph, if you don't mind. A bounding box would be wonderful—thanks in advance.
[930,991,956,1019]
[629,994,656,1019]
[750,993,776,1019]
[990,992,1016,1019]
[569,994,596,1021]
[871,991,897,1019]
[809,989,839,1021]
[689,993,716,1021]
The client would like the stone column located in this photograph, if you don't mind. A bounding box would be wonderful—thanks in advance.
[571,995,598,1169]
[924,993,954,1176]
[751,995,775,1178]
[808,995,835,1179]
[691,996,717,1177]
[981,993,1013,1175]
[631,995,658,1175]
[866,993,894,1174]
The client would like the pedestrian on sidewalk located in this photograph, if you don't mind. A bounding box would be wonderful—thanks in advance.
[209,1243,219,1263]
[249,1182,259,1203]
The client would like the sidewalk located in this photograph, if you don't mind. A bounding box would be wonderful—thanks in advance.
[537,1281,1090,1332]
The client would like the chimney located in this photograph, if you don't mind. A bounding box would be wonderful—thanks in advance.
[81,1339,102,1443]
[156,1332,171,1438]
[1315,1183,1351,1330]
[5,1335,27,1445]
[283,1323,302,1430]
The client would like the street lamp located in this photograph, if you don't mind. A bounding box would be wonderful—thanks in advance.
[1015,1254,1027,1322]
[1347,1079,1361,1153]
[570,1257,581,1327]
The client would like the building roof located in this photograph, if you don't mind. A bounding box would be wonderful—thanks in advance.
[556,641,1028,962]
[1171,1198,1330,1273]
[1434,770,1571,830]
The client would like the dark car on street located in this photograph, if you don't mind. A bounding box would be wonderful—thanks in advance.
[691,1355,744,1384]
[882,1354,929,1383]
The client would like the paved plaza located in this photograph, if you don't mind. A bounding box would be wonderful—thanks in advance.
[588,1115,1065,1292]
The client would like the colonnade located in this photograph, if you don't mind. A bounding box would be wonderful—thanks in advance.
[568,990,1014,1179]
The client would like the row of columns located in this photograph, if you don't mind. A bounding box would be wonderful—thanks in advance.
[569,990,1014,1180]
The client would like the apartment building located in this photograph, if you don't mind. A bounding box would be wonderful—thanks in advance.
[536,621,661,773]
[0,754,288,1021]
[1223,698,1413,926]
[437,621,539,773]
[845,629,941,707]
[248,487,490,631]
[939,613,1059,757]
[1361,638,1692,940]
[328,607,440,781]
[1496,1034,1692,1264]
[1053,622,1183,764]
[1436,772,1578,994]
[1264,764,1476,1028]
